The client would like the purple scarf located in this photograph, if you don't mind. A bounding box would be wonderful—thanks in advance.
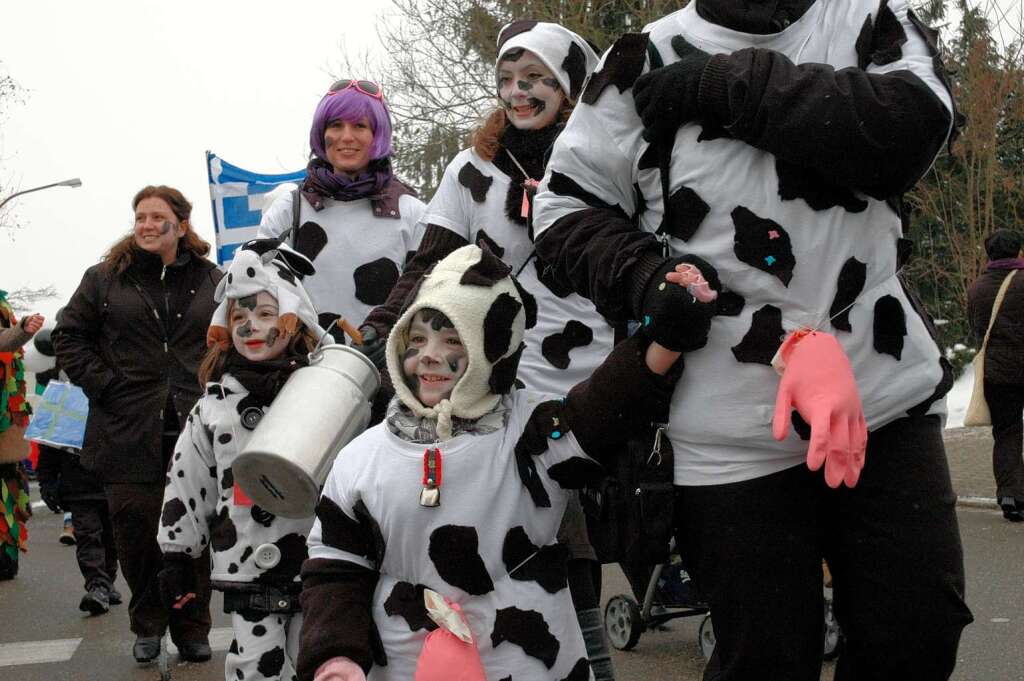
[301,157,392,210]
[988,258,1024,270]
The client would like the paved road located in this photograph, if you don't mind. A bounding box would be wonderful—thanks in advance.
[2,494,1021,680]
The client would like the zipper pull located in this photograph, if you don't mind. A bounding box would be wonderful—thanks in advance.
[647,424,667,466]
[160,265,167,281]
[658,234,670,258]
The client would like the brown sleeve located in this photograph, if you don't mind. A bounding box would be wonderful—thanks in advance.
[361,224,470,336]
[297,558,383,681]
[0,324,32,353]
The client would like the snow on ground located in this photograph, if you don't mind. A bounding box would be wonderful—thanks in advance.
[944,364,974,429]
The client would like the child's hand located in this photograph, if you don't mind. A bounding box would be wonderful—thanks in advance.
[314,657,366,681]
[20,313,44,336]
[645,341,681,375]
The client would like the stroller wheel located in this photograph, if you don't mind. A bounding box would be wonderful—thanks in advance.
[604,594,643,650]
[822,597,844,661]
[698,613,716,660]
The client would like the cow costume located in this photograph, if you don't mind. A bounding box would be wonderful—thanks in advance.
[160,238,326,681]
[533,1,973,678]
[298,245,683,681]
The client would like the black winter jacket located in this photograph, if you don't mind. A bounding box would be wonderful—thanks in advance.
[54,248,221,483]
[968,267,1024,386]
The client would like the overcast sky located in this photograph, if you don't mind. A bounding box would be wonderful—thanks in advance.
[1,0,387,319]
[2,1,1021,322]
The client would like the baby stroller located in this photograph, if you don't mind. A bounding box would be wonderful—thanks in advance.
[603,543,844,661]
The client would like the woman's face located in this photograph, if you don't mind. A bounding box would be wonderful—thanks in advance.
[133,197,185,264]
[229,291,291,362]
[324,117,375,177]
[497,49,565,131]
[402,309,468,408]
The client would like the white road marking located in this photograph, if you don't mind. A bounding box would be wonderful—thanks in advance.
[0,638,82,667]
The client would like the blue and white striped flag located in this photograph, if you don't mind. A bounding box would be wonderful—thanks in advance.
[206,151,306,265]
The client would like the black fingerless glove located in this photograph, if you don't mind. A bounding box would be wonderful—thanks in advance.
[158,553,196,611]
[640,255,720,353]
[634,35,712,142]
[355,325,388,372]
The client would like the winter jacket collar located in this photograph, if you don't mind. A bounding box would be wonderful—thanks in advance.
[988,258,1024,271]
[128,245,193,277]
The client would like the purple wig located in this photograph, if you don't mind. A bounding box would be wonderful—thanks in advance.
[309,87,393,163]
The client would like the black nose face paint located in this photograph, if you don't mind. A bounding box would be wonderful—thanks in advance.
[236,320,254,337]
[517,80,533,92]
[445,353,463,374]
[237,295,259,311]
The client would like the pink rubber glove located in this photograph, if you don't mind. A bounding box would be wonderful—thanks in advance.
[314,657,366,681]
[772,330,868,488]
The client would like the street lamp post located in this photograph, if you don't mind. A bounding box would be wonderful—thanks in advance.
[0,177,82,211]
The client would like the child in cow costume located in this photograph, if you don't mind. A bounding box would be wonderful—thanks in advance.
[158,238,332,680]
[297,244,714,681]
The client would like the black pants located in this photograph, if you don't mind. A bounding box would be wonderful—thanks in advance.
[983,382,1024,500]
[67,498,118,592]
[105,481,212,643]
[674,415,973,681]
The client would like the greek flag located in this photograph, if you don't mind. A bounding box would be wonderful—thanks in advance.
[206,151,306,265]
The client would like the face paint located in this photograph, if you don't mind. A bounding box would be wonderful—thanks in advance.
[496,49,565,131]
[402,309,468,407]
[133,196,184,263]
[502,48,525,63]
[159,220,174,235]
[229,291,292,362]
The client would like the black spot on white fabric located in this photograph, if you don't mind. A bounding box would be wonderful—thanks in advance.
[354,258,400,306]
[207,384,234,398]
[490,343,526,396]
[200,487,207,500]
[581,32,649,106]
[316,496,385,565]
[458,162,493,203]
[855,0,907,70]
[210,506,238,552]
[716,290,745,317]
[257,646,285,677]
[638,145,659,170]
[541,320,593,370]
[547,457,605,489]
[384,581,438,633]
[188,498,196,511]
[252,624,267,637]
[428,525,494,595]
[491,607,560,669]
[161,497,187,528]
[830,258,868,332]
[229,639,239,655]
[560,658,591,681]
[534,258,574,299]
[658,185,709,242]
[254,533,308,585]
[294,222,328,262]
[218,432,232,445]
[475,230,505,259]
[873,295,907,359]
[221,467,234,491]
[562,41,588,100]
[503,526,568,594]
[792,411,812,441]
[497,19,538,50]
[251,505,275,528]
[548,171,615,211]
[484,293,523,363]
[512,276,538,328]
[240,546,253,564]
[461,245,511,288]
[776,158,869,213]
[512,401,565,507]
[731,305,784,365]
[245,266,256,278]
[731,206,796,287]
[272,261,296,286]
[908,357,955,417]
[227,562,238,574]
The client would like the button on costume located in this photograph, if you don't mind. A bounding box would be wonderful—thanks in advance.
[532,1,973,678]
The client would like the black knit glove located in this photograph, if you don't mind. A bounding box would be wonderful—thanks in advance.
[355,325,388,372]
[158,553,197,612]
[640,255,720,352]
[40,481,62,513]
[634,35,712,142]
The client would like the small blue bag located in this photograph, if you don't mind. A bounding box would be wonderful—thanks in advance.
[23,381,89,451]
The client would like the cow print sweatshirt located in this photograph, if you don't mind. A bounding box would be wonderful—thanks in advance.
[297,333,678,681]
[533,0,958,485]
[160,374,313,589]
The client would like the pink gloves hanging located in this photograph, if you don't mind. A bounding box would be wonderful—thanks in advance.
[314,657,366,681]
[771,330,868,488]
[415,591,486,681]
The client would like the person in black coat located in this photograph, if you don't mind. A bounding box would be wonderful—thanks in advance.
[54,185,221,665]
[967,229,1024,521]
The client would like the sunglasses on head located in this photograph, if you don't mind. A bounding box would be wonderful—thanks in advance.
[327,79,385,100]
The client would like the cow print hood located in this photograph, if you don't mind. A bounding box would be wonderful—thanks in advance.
[386,244,536,439]
[495,20,599,102]
[207,236,334,349]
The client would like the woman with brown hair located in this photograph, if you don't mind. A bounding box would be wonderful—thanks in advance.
[54,185,221,665]
[359,21,619,681]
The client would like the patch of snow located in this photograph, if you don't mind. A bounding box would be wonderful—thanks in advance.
[944,363,974,429]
